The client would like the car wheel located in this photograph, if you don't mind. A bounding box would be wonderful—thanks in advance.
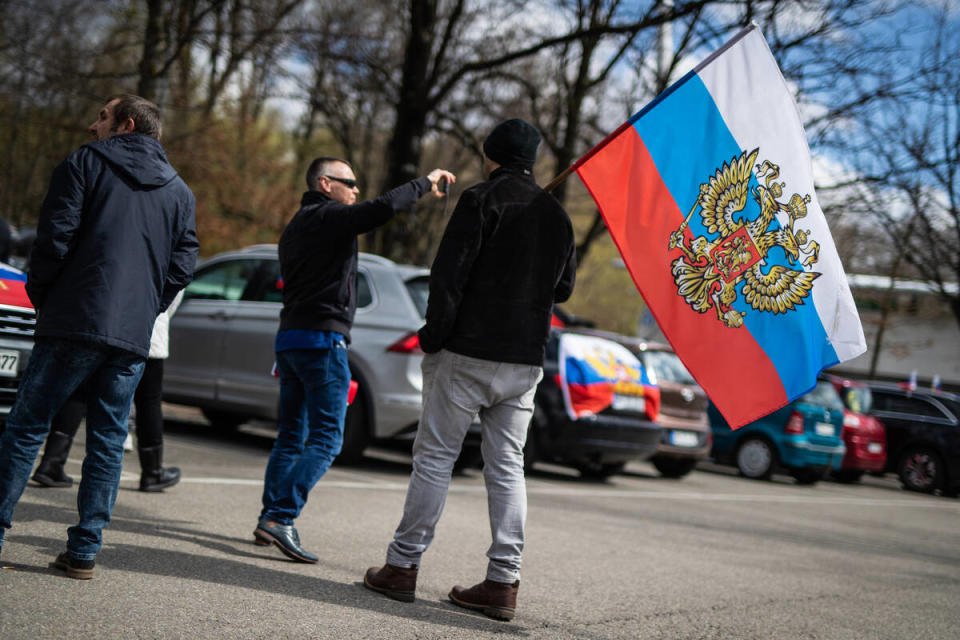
[201,409,247,433]
[829,469,865,484]
[790,467,826,485]
[336,388,370,465]
[898,447,943,494]
[651,456,697,479]
[577,462,626,480]
[736,437,775,480]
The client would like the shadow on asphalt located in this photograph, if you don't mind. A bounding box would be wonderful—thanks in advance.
[8,500,524,634]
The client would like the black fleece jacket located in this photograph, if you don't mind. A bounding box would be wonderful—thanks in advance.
[278,177,430,342]
[419,167,576,366]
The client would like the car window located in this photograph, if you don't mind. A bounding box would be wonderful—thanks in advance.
[184,259,261,301]
[357,271,373,309]
[248,259,283,303]
[873,392,949,419]
[800,381,844,410]
[642,350,696,385]
[404,275,429,318]
[841,386,873,414]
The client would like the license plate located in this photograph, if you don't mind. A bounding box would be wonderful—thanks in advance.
[867,442,883,454]
[612,394,645,413]
[670,430,700,447]
[815,422,835,437]
[0,349,18,377]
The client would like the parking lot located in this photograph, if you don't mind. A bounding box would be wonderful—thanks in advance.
[1,408,959,640]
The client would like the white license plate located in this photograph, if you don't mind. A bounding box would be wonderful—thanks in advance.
[612,394,645,413]
[867,442,883,454]
[670,430,700,447]
[0,349,18,377]
[815,422,835,437]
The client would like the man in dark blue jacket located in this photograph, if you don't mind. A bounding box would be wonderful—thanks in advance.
[365,119,576,621]
[252,156,455,564]
[0,94,198,578]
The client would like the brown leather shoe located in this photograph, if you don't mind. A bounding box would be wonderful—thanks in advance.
[364,564,418,602]
[449,579,519,621]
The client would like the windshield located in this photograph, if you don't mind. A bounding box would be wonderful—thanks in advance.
[405,276,430,318]
[800,381,844,410]
[643,350,696,385]
[840,385,873,414]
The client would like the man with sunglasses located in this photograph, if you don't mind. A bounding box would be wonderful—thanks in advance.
[253,156,455,563]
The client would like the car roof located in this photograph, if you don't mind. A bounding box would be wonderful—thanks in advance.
[198,245,426,275]
[867,381,960,403]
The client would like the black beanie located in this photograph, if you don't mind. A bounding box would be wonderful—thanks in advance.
[483,118,541,168]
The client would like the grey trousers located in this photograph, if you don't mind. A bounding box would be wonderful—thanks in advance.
[386,349,542,583]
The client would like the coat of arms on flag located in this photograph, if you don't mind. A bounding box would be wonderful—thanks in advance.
[568,24,866,428]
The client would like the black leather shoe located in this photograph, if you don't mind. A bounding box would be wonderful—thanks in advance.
[51,551,95,580]
[254,520,318,563]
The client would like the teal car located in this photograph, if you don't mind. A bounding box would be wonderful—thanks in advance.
[708,380,846,484]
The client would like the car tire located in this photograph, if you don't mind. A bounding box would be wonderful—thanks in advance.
[830,469,865,483]
[651,456,697,479]
[202,409,247,433]
[577,462,626,480]
[790,466,826,485]
[898,447,943,494]
[736,437,775,480]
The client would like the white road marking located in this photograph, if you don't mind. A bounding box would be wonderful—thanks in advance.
[107,473,960,509]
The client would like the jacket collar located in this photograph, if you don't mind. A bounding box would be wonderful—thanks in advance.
[301,190,333,206]
[489,166,536,182]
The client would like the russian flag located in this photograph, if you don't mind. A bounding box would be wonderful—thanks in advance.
[558,332,660,422]
[0,265,32,309]
[574,25,865,428]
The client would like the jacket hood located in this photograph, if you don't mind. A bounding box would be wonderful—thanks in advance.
[86,134,178,188]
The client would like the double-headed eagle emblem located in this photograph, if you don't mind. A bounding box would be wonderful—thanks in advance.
[668,148,821,328]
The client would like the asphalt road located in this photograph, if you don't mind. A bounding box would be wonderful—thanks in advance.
[1,408,958,639]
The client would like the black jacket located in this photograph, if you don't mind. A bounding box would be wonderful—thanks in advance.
[419,167,576,366]
[27,134,198,358]
[278,177,430,341]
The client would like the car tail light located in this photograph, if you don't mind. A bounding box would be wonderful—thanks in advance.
[387,332,423,354]
[843,410,861,429]
[644,386,661,423]
[784,411,805,434]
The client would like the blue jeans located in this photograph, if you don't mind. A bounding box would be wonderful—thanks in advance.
[0,338,145,560]
[260,343,350,524]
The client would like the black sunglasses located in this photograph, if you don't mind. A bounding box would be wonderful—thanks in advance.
[324,175,358,189]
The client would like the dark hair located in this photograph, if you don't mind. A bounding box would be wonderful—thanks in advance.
[107,94,162,140]
[306,156,353,190]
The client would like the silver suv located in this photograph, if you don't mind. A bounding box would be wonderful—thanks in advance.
[163,245,429,461]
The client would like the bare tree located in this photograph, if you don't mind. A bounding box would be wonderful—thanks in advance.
[823,3,960,329]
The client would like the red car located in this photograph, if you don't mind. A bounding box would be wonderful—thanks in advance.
[825,375,887,482]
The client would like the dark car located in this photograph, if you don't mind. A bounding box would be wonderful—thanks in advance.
[634,343,710,478]
[868,383,960,496]
[824,375,887,483]
[523,330,662,479]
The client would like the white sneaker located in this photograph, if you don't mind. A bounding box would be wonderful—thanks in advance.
[123,433,134,452]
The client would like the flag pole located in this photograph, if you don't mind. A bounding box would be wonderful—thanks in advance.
[542,118,636,193]
[542,23,759,195]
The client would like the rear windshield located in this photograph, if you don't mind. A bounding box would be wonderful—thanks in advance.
[405,276,430,318]
[643,350,696,385]
[840,386,873,414]
[800,381,844,410]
